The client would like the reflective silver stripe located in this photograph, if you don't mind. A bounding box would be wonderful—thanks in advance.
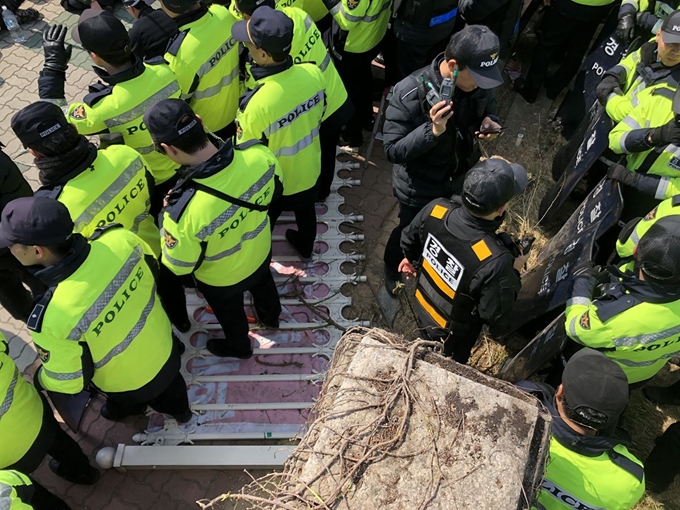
[67,246,143,340]
[339,0,391,23]
[630,81,646,107]
[104,81,181,129]
[264,91,326,137]
[94,291,156,369]
[329,3,341,15]
[319,52,332,72]
[613,323,680,347]
[616,351,677,367]
[618,130,632,154]
[162,246,196,268]
[72,158,144,233]
[136,144,155,155]
[566,297,591,307]
[656,177,671,200]
[197,38,237,78]
[193,66,240,101]
[130,199,151,234]
[0,366,19,419]
[203,216,269,261]
[42,366,84,381]
[622,116,642,130]
[568,316,581,341]
[303,13,313,31]
[629,228,641,246]
[274,126,320,157]
[195,165,276,240]
[0,483,12,507]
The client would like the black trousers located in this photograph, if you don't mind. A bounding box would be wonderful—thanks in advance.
[421,320,482,365]
[156,262,189,328]
[105,370,190,418]
[9,395,91,477]
[522,8,602,98]
[0,250,47,323]
[333,46,381,139]
[196,263,281,352]
[470,0,523,62]
[645,422,680,493]
[383,201,423,276]
[16,477,71,510]
[269,188,318,256]
[318,99,355,200]
[149,173,179,224]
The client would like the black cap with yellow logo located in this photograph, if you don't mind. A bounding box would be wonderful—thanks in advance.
[447,25,503,89]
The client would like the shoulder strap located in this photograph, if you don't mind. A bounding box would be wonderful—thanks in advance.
[652,86,675,101]
[234,139,263,151]
[408,74,429,117]
[166,30,188,56]
[84,84,115,107]
[594,293,640,323]
[27,288,55,333]
[239,83,264,111]
[88,223,124,241]
[143,55,168,66]
[672,195,680,206]
[192,182,268,212]
[34,185,63,200]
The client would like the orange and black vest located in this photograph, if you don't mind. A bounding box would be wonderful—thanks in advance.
[414,200,509,333]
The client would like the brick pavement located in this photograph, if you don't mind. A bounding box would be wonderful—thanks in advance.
[0,2,396,508]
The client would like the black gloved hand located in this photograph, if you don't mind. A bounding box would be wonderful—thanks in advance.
[43,24,73,73]
[616,13,636,45]
[648,118,680,146]
[607,163,641,187]
[596,75,623,106]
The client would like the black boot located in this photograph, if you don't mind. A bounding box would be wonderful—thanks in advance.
[646,423,680,493]
[48,459,100,485]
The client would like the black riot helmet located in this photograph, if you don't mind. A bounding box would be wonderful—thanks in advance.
[636,216,680,285]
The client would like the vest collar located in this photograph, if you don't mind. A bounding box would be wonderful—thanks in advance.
[606,265,680,304]
[249,57,294,81]
[182,140,235,181]
[32,234,91,288]
[93,55,146,85]
[175,4,209,29]
[447,196,505,238]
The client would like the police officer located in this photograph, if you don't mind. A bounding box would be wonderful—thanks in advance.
[0,470,70,510]
[160,0,240,139]
[145,99,283,359]
[233,7,327,259]
[565,216,680,385]
[0,145,45,323]
[124,0,178,60]
[0,197,192,423]
[37,14,183,218]
[515,0,618,103]
[617,0,679,45]
[236,0,353,201]
[398,158,529,364]
[322,0,391,146]
[517,349,645,509]
[10,101,190,333]
[598,11,680,124]
[0,333,97,486]
[382,26,503,295]
[616,195,680,260]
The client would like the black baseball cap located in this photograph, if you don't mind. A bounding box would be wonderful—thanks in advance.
[636,216,680,285]
[661,11,680,44]
[232,6,293,55]
[561,349,629,431]
[0,197,74,249]
[159,0,196,14]
[11,102,70,148]
[144,98,203,144]
[462,158,528,213]
[71,10,130,57]
[447,25,503,89]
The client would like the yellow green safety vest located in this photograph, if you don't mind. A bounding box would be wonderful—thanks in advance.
[571,0,616,6]
[67,58,181,185]
[160,142,281,287]
[617,195,680,258]
[242,6,347,119]
[229,0,305,18]
[609,85,680,200]
[0,335,42,470]
[0,471,33,510]
[38,146,160,259]
[565,261,680,383]
[31,227,173,395]
[302,0,329,20]
[237,62,325,196]
[328,0,391,53]
[620,0,675,20]
[165,5,240,134]
[534,437,644,510]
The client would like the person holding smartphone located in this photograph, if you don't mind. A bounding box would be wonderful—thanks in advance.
[382,25,505,297]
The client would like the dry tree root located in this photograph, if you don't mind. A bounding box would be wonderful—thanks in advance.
[197,327,445,510]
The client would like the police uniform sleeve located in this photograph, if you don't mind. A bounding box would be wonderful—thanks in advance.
[66,101,109,136]
[400,203,433,262]
[160,213,202,276]
[38,68,67,106]
[236,96,268,145]
[323,0,370,31]
[383,80,440,165]
[609,99,653,154]
[472,255,521,325]
[618,0,640,17]
[33,330,91,394]
[564,270,617,350]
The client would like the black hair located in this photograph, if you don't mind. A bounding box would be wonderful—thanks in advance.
[100,50,133,68]
[268,50,289,63]
[443,44,467,70]
[45,236,75,258]
[168,126,210,155]
[30,124,81,157]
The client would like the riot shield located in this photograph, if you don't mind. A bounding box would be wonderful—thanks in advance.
[47,389,94,433]
[490,178,623,339]
[498,312,568,382]
[555,9,624,137]
[538,103,613,225]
